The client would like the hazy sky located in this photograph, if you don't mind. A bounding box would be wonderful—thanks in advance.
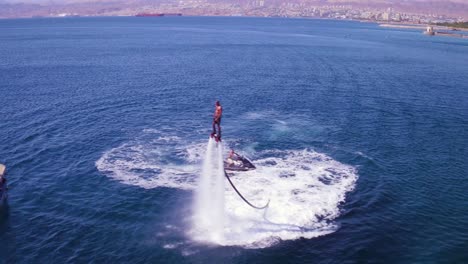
[2,0,465,2]
[0,0,462,1]
[5,0,100,2]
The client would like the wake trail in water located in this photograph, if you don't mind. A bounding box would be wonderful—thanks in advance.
[193,138,225,243]
[96,129,359,248]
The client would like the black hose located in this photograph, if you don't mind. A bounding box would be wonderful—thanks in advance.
[224,170,270,210]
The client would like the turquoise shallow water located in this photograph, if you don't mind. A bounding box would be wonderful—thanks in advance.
[0,17,467,263]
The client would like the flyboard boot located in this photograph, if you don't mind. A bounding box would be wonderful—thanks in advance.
[210,131,221,143]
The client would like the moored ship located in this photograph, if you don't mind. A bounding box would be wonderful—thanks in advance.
[135,13,182,17]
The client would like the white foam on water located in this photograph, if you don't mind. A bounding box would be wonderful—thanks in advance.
[96,133,358,248]
[95,135,204,190]
[217,149,357,248]
[187,146,358,248]
[163,243,180,249]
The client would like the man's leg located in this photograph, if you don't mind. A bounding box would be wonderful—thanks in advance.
[212,120,216,137]
[216,122,221,140]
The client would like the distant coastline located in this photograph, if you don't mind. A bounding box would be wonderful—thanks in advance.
[379,23,427,30]
[435,22,468,29]
[1,0,466,23]
[379,22,468,39]
[380,22,468,31]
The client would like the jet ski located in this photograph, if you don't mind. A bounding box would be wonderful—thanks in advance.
[0,164,7,204]
[224,150,256,172]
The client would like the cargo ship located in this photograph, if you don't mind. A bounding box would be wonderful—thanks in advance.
[135,13,182,17]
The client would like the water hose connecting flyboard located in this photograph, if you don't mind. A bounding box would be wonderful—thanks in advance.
[224,170,270,210]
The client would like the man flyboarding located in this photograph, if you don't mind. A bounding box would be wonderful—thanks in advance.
[208,103,268,209]
[211,100,222,142]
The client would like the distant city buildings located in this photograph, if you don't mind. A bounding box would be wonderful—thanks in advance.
[0,0,465,23]
[124,1,463,24]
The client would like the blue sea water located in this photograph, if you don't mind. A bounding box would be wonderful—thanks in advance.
[1,16,467,263]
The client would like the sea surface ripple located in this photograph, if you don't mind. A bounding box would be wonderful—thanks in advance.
[1,17,467,263]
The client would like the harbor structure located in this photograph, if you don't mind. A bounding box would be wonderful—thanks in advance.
[424,26,435,35]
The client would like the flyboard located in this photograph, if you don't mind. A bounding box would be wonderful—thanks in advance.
[210,134,269,210]
[210,132,221,143]
[0,164,7,204]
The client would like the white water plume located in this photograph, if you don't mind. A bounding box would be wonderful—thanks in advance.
[192,138,225,243]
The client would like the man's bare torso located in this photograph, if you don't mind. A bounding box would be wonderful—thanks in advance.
[214,105,223,120]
